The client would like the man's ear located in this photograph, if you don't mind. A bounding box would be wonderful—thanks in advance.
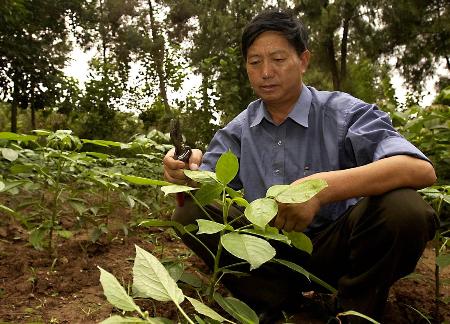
[300,50,311,74]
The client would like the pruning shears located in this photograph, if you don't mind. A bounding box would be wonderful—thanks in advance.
[169,118,192,207]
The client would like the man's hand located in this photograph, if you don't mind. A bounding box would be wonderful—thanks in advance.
[163,148,203,184]
[273,196,321,232]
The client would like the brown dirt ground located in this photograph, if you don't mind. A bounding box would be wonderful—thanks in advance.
[0,210,449,324]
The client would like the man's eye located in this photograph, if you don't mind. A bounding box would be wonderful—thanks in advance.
[274,58,286,62]
[249,60,260,65]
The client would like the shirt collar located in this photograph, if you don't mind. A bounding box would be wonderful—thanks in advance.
[250,84,312,128]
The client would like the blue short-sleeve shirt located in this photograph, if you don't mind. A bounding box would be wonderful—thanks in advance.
[199,85,430,230]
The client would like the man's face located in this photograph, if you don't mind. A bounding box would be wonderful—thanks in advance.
[246,31,309,109]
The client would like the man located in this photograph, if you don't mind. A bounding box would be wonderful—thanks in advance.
[163,9,437,323]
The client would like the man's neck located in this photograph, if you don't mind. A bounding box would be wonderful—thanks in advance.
[265,87,302,125]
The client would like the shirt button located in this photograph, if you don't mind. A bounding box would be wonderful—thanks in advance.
[277,140,282,146]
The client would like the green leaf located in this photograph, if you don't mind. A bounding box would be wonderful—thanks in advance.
[86,151,110,160]
[232,197,249,208]
[119,174,171,186]
[244,198,278,228]
[216,150,239,185]
[196,219,227,234]
[164,262,184,282]
[10,164,34,174]
[186,297,227,322]
[57,230,73,239]
[82,139,123,147]
[194,183,223,206]
[29,227,49,250]
[161,185,197,195]
[100,316,170,324]
[0,181,4,191]
[267,179,328,204]
[273,258,336,294]
[0,132,37,142]
[132,245,185,304]
[436,253,450,268]
[221,232,276,270]
[337,311,380,324]
[184,170,218,184]
[98,267,141,312]
[241,226,290,244]
[1,148,19,161]
[138,219,191,235]
[214,293,259,324]
[283,231,313,254]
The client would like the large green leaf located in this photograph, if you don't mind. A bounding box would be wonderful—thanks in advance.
[161,185,197,195]
[118,174,171,186]
[216,150,239,185]
[284,231,313,254]
[436,253,450,269]
[98,267,141,312]
[196,219,227,234]
[1,148,19,162]
[184,170,218,184]
[221,232,276,270]
[132,245,185,304]
[214,293,259,324]
[0,132,37,142]
[268,179,327,204]
[186,296,227,322]
[194,183,223,206]
[244,198,278,228]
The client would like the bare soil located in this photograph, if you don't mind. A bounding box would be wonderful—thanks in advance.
[0,210,449,324]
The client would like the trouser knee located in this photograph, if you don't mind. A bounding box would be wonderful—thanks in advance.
[373,188,437,242]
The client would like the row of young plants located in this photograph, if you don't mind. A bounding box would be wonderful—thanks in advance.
[0,129,172,254]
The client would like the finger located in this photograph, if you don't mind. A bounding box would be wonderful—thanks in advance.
[294,222,307,232]
[273,214,286,230]
[189,149,203,170]
[283,217,296,232]
[163,148,185,170]
[164,168,187,185]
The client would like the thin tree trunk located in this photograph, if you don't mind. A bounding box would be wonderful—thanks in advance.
[148,0,171,116]
[325,37,340,90]
[340,17,350,85]
[11,82,18,133]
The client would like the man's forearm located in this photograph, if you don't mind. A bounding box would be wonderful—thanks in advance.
[294,155,436,206]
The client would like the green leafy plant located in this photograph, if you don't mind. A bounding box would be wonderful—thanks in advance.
[102,150,340,323]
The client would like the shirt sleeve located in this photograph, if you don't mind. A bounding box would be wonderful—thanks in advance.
[343,101,430,166]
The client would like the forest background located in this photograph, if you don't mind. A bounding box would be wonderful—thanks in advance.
[0,0,449,147]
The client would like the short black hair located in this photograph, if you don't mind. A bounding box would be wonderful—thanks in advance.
[241,9,308,59]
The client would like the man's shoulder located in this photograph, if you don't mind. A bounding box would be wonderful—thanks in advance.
[225,99,261,127]
[308,86,366,113]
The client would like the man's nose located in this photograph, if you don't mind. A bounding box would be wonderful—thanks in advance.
[262,62,274,79]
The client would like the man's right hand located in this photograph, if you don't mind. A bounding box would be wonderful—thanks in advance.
[163,148,203,184]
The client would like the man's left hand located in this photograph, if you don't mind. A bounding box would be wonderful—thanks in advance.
[273,196,321,232]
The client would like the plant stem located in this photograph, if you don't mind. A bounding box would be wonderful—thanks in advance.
[174,302,195,324]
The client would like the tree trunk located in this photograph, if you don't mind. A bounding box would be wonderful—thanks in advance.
[340,16,350,85]
[325,37,340,90]
[31,106,36,130]
[11,100,18,133]
[11,82,19,133]
[148,0,171,117]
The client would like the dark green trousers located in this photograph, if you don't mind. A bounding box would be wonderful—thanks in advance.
[172,188,438,322]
